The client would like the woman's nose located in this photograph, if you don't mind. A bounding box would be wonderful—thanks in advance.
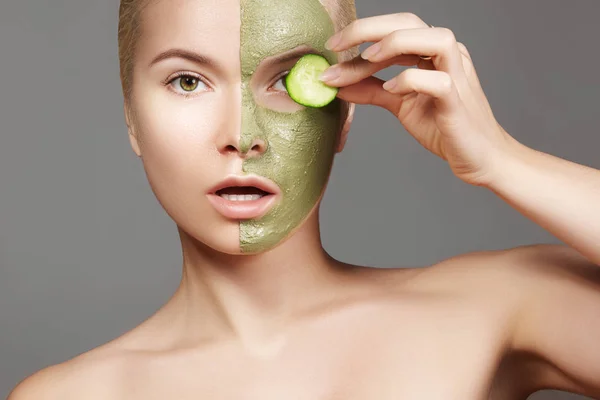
[219,137,267,159]
[240,137,267,158]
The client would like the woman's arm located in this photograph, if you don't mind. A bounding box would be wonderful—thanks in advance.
[487,137,600,266]
[323,13,600,395]
[322,14,599,265]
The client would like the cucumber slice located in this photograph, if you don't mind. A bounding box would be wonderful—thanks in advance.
[285,54,338,108]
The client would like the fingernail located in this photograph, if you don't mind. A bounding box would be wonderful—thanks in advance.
[319,66,340,82]
[382,79,397,91]
[361,43,381,60]
[325,33,341,50]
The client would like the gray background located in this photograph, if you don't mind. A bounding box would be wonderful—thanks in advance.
[0,0,597,398]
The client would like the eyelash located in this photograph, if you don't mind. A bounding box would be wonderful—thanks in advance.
[269,71,290,93]
[162,71,290,98]
[163,71,211,98]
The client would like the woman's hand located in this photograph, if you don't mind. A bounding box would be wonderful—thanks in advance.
[320,13,600,267]
[320,13,518,187]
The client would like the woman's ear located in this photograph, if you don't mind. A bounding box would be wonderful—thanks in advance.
[335,101,355,153]
[124,102,142,158]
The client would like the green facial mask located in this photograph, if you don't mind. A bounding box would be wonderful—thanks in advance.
[239,0,342,253]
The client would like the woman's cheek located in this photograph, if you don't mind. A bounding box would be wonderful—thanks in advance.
[134,97,220,202]
[239,100,341,253]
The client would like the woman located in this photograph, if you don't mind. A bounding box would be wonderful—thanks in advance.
[9,0,600,398]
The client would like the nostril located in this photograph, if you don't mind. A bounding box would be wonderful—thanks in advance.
[249,139,267,154]
[225,145,237,153]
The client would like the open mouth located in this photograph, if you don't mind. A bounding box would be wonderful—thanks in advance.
[206,175,280,220]
[215,186,272,202]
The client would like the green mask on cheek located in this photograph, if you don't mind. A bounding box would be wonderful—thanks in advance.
[239,0,342,253]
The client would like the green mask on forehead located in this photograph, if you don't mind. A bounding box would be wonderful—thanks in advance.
[239,0,342,253]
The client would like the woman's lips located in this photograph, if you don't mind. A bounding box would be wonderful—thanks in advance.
[206,175,280,220]
[207,192,277,220]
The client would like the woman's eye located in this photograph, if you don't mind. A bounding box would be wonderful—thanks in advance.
[272,76,288,93]
[168,74,208,95]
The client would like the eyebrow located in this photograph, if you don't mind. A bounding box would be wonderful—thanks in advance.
[149,48,220,69]
[148,46,326,71]
[264,46,327,66]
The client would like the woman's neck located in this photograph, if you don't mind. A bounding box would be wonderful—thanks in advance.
[162,211,348,352]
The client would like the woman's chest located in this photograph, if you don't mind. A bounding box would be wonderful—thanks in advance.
[128,345,509,400]
[125,301,516,400]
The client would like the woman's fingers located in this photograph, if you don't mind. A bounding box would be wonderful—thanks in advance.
[336,76,401,114]
[360,27,467,81]
[322,21,471,91]
[385,69,463,115]
[323,12,478,117]
[326,13,429,51]
[457,42,472,62]
[336,69,464,118]
[320,54,422,87]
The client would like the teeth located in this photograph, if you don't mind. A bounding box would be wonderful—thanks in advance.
[220,194,264,201]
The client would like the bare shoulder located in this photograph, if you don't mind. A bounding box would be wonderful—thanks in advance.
[352,244,574,297]
[415,243,597,289]
[384,243,598,313]
[414,243,600,338]
[351,244,570,320]
[7,345,131,400]
[442,242,600,289]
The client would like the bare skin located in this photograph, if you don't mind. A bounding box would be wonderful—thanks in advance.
[8,243,600,399]
[8,1,600,399]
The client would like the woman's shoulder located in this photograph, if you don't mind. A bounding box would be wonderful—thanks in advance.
[7,342,132,400]
[375,243,582,306]
[411,243,579,283]
[338,243,576,302]
[430,243,593,286]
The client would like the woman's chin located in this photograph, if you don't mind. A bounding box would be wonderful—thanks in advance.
[204,240,279,256]
[178,205,320,256]
[200,231,284,256]
[237,242,280,255]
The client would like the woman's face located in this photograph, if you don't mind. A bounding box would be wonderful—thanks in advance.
[127,0,346,254]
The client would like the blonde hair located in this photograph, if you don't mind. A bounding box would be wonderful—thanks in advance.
[117,0,358,102]
[318,0,360,62]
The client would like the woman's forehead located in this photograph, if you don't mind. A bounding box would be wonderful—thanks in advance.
[137,0,334,73]
[137,0,240,63]
[240,0,336,72]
